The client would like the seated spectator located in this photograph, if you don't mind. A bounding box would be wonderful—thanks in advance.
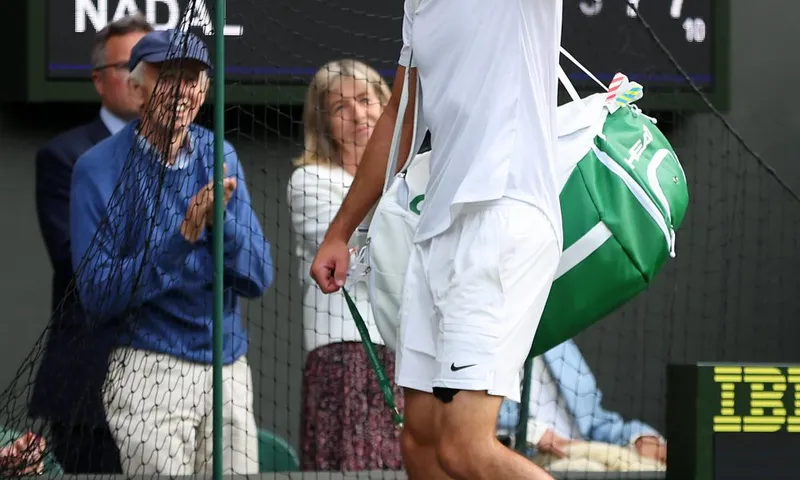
[69,29,273,475]
[497,339,667,472]
[30,13,152,474]
[287,59,403,471]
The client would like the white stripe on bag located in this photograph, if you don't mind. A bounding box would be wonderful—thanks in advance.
[554,221,613,280]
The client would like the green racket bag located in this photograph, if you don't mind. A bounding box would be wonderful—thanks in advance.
[529,70,689,357]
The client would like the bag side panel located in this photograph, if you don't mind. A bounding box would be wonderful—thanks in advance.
[366,174,420,350]
[559,161,603,251]
[581,151,671,280]
[532,236,647,357]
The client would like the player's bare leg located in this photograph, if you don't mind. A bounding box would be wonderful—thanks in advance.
[435,390,554,480]
[401,388,453,480]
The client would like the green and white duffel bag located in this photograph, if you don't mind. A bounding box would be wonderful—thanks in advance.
[531,52,689,356]
[357,48,689,356]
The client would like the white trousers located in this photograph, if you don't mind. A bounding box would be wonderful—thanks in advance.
[102,347,259,475]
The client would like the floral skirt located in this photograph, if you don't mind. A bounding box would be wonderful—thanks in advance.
[300,341,404,471]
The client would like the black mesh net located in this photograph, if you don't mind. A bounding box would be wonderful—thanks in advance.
[0,0,797,478]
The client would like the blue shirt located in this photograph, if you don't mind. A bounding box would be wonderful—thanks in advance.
[99,106,127,135]
[70,121,274,364]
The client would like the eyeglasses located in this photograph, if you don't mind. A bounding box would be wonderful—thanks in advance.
[93,61,130,73]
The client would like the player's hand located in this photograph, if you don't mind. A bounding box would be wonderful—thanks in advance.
[310,237,350,293]
[634,436,667,464]
[536,429,572,458]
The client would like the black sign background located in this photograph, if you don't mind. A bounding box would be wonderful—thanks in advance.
[47,0,717,89]
[714,433,800,480]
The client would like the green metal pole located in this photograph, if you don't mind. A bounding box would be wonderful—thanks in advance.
[212,0,226,479]
[515,356,534,452]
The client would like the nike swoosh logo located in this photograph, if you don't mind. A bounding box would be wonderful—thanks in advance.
[450,363,477,372]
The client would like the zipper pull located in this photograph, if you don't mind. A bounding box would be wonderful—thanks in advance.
[669,229,676,258]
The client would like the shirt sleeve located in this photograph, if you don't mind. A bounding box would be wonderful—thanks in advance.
[398,0,415,67]
[215,145,274,299]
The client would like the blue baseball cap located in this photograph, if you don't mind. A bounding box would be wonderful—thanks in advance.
[128,29,212,72]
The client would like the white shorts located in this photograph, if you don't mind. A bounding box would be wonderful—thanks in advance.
[395,199,560,403]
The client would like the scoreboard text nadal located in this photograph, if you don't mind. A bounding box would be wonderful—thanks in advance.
[74,0,244,36]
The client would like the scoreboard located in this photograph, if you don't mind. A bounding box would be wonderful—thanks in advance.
[6,0,730,109]
[667,364,800,480]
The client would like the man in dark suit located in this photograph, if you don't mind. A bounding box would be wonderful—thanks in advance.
[30,14,153,474]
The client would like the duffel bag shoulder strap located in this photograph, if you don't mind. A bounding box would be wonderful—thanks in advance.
[558,46,608,102]
[347,0,425,430]
[383,0,425,193]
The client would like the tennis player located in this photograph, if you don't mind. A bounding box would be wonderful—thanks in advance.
[311,0,563,478]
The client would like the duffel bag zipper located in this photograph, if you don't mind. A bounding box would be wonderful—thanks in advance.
[593,147,676,258]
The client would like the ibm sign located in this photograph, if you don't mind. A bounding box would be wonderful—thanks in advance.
[712,366,800,433]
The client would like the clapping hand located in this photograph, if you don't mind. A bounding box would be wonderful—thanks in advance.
[180,164,237,242]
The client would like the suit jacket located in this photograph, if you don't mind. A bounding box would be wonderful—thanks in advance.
[29,116,116,426]
[287,164,384,352]
[497,339,661,447]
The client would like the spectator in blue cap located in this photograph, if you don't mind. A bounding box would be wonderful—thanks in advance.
[69,28,273,476]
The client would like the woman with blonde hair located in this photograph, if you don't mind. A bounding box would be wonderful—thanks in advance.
[287,59,403,471]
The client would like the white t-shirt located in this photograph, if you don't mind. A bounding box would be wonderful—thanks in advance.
[399,0,564,245]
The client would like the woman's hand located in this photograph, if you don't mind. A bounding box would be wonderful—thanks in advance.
[537,429,573,458]
[634,435,667,464]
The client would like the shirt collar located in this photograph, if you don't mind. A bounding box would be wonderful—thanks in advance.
[134,122,195,171]
[338,165,355,188]
[99,106,128,135]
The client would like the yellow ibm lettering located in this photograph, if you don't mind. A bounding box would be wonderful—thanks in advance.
[788,367,800,433]
[742,367,786,432]
[713,366,800,433]
[713,366,743,432]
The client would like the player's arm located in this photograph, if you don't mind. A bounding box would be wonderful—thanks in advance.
[323,65,417,244]
[311,0,417,292]
[324,0,418,242]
